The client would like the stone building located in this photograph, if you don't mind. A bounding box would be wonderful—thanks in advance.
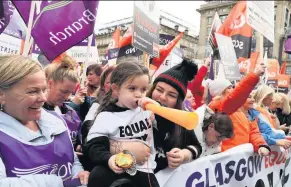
[95,10,199,61]
[197,1,291,64]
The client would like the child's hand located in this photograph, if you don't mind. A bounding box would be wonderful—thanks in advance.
[138,97,160,110]
[108,155,124,174]
[258,147,270,156]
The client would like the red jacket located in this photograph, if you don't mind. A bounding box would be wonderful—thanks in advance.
[209,73,259,115]
[188,66,208,109]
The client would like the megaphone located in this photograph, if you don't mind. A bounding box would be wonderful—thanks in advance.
[145,103,199,130]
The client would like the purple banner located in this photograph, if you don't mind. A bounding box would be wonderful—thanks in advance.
[285,36,291,54]
[0,1,15,34]
[12,1,99,61]
[159,34,175,46]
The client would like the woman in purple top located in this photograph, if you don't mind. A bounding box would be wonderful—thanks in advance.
[0,55,89,187]
[43,57,82,150]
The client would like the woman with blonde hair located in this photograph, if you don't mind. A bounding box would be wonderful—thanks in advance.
[43,57,82,149]
[0,55,89,186]
[276,93,291,134]
[252,84,277,128]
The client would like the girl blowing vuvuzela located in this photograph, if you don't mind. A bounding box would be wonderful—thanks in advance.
[84,61,160,187]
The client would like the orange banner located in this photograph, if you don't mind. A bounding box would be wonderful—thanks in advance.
[238,52,259,74]
[266,59,280,80]
[277,74,290,88]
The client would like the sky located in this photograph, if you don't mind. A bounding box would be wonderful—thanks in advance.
[95,1,206,32]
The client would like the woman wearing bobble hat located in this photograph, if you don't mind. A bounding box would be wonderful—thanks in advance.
[207,63,271,156]
[109,58,202,173]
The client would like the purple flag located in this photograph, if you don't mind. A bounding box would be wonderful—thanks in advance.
[0,0,15,34]
[12,1,99,61]
[285,36,291,54]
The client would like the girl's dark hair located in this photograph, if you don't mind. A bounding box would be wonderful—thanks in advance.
[86,64,103,76]
[95,66,115,103]
[202,113,234,139]
[97,61,149,115]
[147,82,185,147]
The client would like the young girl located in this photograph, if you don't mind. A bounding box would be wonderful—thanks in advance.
[84,61,160,187]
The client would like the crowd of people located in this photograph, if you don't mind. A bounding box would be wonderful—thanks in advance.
[0,54,291,187]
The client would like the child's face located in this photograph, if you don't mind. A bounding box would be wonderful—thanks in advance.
[115,75,149,109]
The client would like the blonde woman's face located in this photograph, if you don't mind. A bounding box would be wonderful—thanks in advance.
[47,79,76,106]
[1,71,47,124]
[262,93,273,106]
[269,101,281,110]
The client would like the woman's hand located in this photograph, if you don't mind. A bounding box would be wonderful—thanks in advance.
[109,140,151,165]
[280,124,290,131]
[203,57,210,68]
[75,145,83,156]
[276,139,291,149]
[108,155,124,174]
[72,87,87,104]
[138,97,160,110]
[254,63,266,76]
[75,171,90,185]
[166,148,185,168]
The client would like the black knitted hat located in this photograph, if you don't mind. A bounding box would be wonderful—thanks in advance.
[153,59,198,99]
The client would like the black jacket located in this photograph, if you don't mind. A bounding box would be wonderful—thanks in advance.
[153,114,202,173]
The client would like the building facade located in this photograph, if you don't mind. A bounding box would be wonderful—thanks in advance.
[197,1,291,64]
[95,10,199,61]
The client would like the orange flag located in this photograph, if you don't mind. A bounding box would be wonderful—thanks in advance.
[280,61,287,74]
[217,1,252,60]
[151,32,184,69]
[119,24,133,48]
[108,27,121,49]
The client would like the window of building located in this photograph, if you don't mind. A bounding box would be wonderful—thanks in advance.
[219,14,228,23]
[285,8,289,27]
[207,16,213,25]
[204,47,212,58]
[274,6,277,21]
[263,36,273,58]
[222,8,228,13]
[207,27,211,35]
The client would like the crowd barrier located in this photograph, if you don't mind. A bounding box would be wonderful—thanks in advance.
[156,144,291,187]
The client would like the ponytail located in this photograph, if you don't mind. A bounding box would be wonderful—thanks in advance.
[45,56,79,83]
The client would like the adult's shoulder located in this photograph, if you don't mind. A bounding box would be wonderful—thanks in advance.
[39,109,67,133]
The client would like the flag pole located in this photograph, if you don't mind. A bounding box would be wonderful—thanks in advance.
[23,2,36,57]
[81,34,93,87]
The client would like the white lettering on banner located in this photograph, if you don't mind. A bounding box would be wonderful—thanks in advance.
[156,144,291,187]
[0,34,21,55]
[278,80,288,86]
[49,9,96,45]
[66,46,97,63]
[232,40,244,50]
[267,71,276,78]
[126,47,138,55]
